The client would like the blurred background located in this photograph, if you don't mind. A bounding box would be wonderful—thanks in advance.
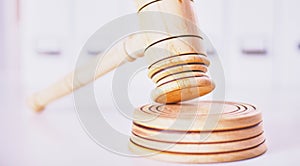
[1,0,299,96]
[1,0,300,165]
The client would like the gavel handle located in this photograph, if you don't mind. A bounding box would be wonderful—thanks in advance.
[27,37,143,112]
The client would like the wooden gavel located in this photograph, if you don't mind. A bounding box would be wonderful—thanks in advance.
[27,0,215,112]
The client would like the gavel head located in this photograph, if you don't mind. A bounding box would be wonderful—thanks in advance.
[144,35,215,104]
[134,0,215,104]
[27,0,215,112]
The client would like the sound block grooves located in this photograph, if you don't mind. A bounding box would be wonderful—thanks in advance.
[132,122,264,143]
[129,140,267,164]
[129,101,267,163]
[131,133,265,153]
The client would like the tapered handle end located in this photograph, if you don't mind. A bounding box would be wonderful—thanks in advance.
[27,94,46,112]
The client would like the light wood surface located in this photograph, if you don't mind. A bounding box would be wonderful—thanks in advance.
[132,122,264,143]
[156,72,209,88]
[148,54,210,79]
[150,63,208,79]
[130,133,265,153]
[150,64,209,83]
[27,35,143,112]
[133,101,262,131]
[130,101,267,163]
[28,0,215,111]
[135,0,215,103]
[151,77,215,103]
[129,140,267,164]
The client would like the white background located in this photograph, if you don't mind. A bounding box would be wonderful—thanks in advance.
[1,0,300,165]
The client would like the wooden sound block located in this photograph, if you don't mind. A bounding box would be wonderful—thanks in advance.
[128,140,267,164]
[133,101,262,131]
[132,122,264,143]
[130,133,265,153]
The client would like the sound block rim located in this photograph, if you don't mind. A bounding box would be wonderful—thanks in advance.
[132,122,264,143]
[130,133,265,153]
[128,140,267,164]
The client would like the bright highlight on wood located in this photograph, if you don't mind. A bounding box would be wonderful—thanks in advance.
[129,101,267,163]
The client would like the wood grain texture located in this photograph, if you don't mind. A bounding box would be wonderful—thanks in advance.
[150,64,208,82]
[129,140,267,164]
[28,0,215,111]
[133,101,262,131]
[27,36,139,112]
[135,0,215,104]
[151,77,215,103]
[154,71,209,87]
[148,54,210,79]
[132,122,264,143]
[130,133,265,153]
[130,101,267,163]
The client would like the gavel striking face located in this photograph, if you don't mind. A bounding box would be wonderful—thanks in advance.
[28,0,215,111]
